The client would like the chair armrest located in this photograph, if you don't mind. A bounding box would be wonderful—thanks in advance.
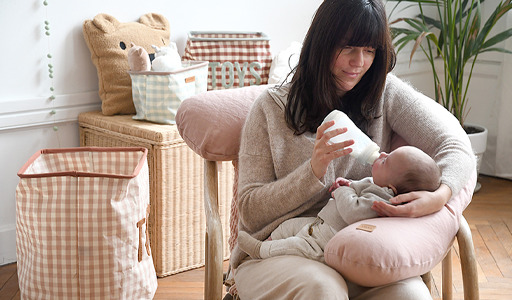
[204,160,224,300]
[457,216,479,300]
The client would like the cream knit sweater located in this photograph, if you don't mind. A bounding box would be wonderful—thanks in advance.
[231,73,475,268]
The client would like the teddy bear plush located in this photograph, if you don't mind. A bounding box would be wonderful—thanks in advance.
[83,13,170,115]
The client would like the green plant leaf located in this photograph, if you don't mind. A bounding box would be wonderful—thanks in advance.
[420,14,442,29]
[404,18,431,32]
[478,47,512,54]
[411,31,435,65]
[463,2,481,61]
[481,28,512,50]
[472,1,511,57]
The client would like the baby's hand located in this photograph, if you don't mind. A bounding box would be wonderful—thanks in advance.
[329,177,351,194]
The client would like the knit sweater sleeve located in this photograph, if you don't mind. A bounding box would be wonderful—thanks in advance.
[383,74,476,196]
[237,89,326,236]
[332,179,392,225]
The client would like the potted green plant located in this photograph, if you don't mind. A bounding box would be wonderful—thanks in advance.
[388,0,512,190]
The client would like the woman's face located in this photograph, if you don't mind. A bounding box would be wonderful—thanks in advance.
[331,46,376,96]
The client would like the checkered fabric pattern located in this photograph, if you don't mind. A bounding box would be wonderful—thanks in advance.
[16,147,157,299]
[183,31,272,90]
[130,61,208,125]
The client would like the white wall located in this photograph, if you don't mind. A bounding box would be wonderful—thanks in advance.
[479,11,512,179]
[0,0,323,266]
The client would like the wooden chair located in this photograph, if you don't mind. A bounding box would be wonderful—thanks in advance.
[203,160,479,300]
[175,86,479,300]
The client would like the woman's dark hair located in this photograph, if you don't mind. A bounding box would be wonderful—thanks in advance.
[286,0,396,135]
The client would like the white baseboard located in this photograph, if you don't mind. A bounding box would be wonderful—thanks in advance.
[0,224,16,266]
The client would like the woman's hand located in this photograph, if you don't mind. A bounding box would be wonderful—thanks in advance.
[311,120,354,179]
[371,184,452,217]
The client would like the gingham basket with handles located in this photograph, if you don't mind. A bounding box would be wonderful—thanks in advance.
[183,31,272,90]
[16,147,157,299]
[129,61,208,124]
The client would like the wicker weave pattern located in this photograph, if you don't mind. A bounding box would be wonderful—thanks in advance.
[78,111,233,277]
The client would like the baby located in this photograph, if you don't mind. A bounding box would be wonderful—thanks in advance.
[237,146,441,262]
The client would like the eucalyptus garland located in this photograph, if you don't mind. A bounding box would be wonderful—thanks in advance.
[43,0,58,132]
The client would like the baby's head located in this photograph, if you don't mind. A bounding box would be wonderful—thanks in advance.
[372,146,441,194]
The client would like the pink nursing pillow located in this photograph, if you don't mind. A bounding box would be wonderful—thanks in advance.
[324,171,476,287]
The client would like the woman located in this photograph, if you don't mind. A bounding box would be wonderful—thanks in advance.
[231,0,475,298]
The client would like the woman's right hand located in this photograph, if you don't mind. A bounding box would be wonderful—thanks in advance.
[311,120,354,179]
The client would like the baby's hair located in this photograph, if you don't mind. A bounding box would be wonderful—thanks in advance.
[395,156,441,194]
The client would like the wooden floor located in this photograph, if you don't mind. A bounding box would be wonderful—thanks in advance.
[1,175,511,300]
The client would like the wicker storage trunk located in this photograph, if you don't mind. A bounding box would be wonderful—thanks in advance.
[78,111,233,277]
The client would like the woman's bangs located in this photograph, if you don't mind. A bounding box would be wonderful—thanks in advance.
[347,12,385,49]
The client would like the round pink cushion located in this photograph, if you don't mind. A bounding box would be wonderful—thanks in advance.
[176,85,268,161]
[324,170,476,287]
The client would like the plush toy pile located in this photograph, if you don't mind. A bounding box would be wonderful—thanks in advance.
[127,42,182,73]
[150,43,182,72]
[83,13,171,115]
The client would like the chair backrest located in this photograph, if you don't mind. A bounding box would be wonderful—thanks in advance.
[176,85,270,250]
[176,85,269,162]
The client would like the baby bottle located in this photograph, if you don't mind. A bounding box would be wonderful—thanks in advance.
[321,110,380,165]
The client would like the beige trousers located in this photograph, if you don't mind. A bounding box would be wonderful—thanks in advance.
[261,216,336,262]
[234,255,432,300]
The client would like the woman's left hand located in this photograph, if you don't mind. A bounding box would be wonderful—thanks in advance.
[371,184,452,217]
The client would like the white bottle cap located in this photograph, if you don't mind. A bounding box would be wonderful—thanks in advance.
[367,150,380,165]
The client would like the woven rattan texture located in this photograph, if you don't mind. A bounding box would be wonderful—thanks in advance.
[78,111,233,277]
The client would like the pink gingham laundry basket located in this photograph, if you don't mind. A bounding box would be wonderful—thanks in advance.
[16,147,157,299]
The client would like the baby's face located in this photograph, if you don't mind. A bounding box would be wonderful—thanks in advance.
[371,147,413,187]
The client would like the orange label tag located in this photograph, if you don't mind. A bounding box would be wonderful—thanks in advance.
[185,76,195,83]
[356,224,376,232]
